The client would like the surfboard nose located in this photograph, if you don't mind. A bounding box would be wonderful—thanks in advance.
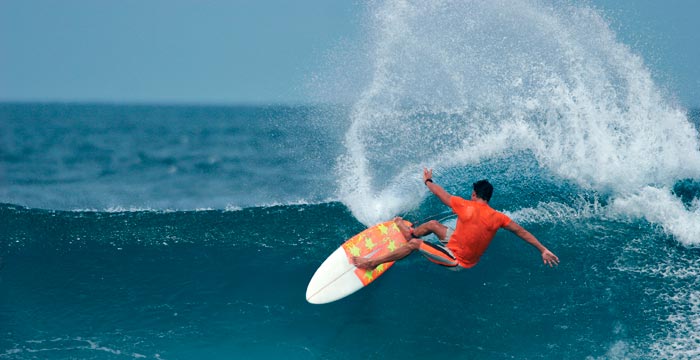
[305,283,321,304]
[305,221,406,304]
[305,247,357,304]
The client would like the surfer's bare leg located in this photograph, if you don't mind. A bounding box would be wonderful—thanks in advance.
[352,217,420,270]
[394,217,448,240]
[411,220,449,241]
[352,238,422,270]
[352,217,448,270]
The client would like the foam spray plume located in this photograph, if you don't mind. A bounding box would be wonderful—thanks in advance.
[331,0,700,245]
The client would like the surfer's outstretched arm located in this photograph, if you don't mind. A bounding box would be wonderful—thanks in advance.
[424,168,452,206]
[503,221,559,267]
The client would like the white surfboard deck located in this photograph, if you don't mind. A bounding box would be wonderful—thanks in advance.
[305,220,408,304]
[305,247,364,304]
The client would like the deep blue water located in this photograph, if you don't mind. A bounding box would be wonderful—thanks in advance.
[3,1,700,359]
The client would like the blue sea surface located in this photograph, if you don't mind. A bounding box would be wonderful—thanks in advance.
[3,1,700,359]
[0,104,343,210]
[1,103,699,359]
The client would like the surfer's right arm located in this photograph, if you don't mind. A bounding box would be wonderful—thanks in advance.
[424,168,452,206]
[503,221,560,267]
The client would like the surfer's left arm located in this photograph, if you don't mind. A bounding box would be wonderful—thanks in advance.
[503,221,559,267]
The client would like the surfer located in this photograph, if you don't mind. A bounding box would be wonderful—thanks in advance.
[353,168,559,270]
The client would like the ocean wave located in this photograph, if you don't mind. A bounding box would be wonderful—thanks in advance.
[323,0,700,233]
[0,202,356,253]
[608,186,700,247]
[504,185,700,248]
[60,198,340,214]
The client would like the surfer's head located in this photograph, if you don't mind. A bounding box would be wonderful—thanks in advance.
[472,180,494,202]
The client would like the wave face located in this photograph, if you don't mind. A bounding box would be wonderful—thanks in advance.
[1,201,700,359]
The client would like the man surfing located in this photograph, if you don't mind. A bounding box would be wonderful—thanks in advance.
[353,168,559,270]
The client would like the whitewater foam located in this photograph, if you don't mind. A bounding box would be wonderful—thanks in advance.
[507,186,700,248]
[506,196,606,225]
[652,289,700,359]
[609,186,700,247]
[63,199,340,214]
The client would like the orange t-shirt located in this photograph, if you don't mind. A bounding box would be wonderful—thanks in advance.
[446,196,512,268]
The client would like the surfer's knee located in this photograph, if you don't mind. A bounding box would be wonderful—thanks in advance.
[426,220,441,228]
[406,238,423,251]
[424,220,448,240]
[394,217,413,240]
[426,220,447,232]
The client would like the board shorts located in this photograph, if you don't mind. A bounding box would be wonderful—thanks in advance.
[417,227,462,270]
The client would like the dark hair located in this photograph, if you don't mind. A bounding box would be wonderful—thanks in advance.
[472,179,494,202]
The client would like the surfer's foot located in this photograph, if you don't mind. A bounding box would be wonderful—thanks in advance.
[393,217,414,240]
[352,256,376,270]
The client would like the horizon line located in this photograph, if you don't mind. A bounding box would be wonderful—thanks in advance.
[0,99,353,108]
[1,100,698,112]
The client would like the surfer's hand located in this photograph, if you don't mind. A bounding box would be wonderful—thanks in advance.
[541,249,559,267]
[352,256,376,270]
[423,168,433,183]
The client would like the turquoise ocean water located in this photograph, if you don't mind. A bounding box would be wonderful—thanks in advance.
[3,1,700,359]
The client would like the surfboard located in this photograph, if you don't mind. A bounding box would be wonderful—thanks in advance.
[305,220,409,304]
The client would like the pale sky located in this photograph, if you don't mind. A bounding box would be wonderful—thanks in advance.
[0,0,698,107]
